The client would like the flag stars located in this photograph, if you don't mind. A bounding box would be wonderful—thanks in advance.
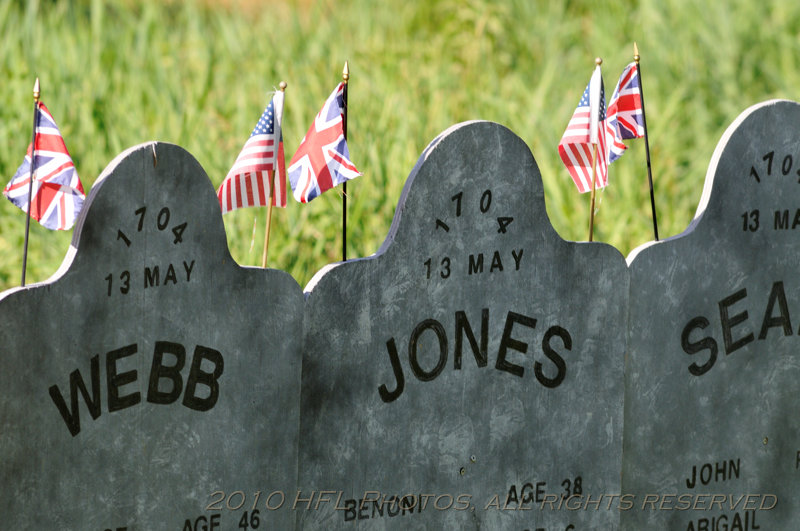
[251,106,275,137]
[218,94,286,213]
[579,87,591,107]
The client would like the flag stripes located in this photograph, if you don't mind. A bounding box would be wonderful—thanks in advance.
[288,83,360,203]
[3,101,84,231]
[558,66,609,193]
[607,62,645,164]
[609,62,645,141]
[218,91,286,214]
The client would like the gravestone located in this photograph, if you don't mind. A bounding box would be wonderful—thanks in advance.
[0,143,304,529]
[298,121,629,529]
[623,100,800,529]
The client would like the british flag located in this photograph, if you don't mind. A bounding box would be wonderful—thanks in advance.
[3,102,85,230]
[218,91,287,214]
[558,65,609,193]
[606,62,645,164]
[288,82,360,203]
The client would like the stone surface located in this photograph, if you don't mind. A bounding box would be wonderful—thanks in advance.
[7,100,796,530]
[0,143,304,529]
[298,121,629,529]
[623,100,800,529]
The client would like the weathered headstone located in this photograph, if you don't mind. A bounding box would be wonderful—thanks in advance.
[298,121,629,529]
[0,143,304,529]
[623,100,800,529]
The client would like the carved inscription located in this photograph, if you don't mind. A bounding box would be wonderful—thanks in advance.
[685,458,741,489]
[741,149,800,233]
[106,206,194,296]
[680,280,793,375]
[48,341,224,437]
[747,149,800,184]
[424,188,521,279]
[378,308,571,402]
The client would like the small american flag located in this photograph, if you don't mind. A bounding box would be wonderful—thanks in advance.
[558,65,609,193]
[3,101,85,231]
[218,91,286,214]
[288,82,360,203]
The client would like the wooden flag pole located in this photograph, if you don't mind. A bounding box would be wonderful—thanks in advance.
[589,143,598,242]
[21,77,40,287]
[342,61,349,262]
[262,81,287,268]
[635,43,659,241]
[588,57,602,242]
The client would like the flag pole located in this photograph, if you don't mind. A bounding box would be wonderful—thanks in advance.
[262,81,287,268]
[588,57,602,242]
[341,61,349,262]
[588,143,598,242]
[635,42,659,241]
[21,77,40,287]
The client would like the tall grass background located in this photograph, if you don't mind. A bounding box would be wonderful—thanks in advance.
[0,0,798,292]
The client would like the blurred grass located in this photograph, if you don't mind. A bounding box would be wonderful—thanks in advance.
[0,0,798,291]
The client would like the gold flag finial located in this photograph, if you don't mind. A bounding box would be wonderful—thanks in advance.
[33,78,40,102]
[342,61,350,84]
[634,42,640,64]
[595,57,602,66]
[279,81,287,92]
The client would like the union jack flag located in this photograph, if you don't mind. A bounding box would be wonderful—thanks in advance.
[288,82,360,203]
[3,101,84,230]
[218,91,287,214]
[558,65,609,193]
[607,62,645,164]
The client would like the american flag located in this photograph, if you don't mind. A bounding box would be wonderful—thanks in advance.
[558,65,609,193]
[218,91,286,214]
[607,62,645,164]
[288,82,360,203]
[3,101,85,230]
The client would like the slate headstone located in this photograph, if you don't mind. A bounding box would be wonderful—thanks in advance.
[623,100,800,529]
[298,121,629,529]
[0,143,304,529]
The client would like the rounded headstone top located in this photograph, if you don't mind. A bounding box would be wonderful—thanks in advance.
[629,99,800,262]
[306,120,566,292]
[70,142,231,276]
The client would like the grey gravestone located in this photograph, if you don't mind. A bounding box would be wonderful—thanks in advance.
[298,121,629,529]
[623,100,800,529]
[0,143,303,529]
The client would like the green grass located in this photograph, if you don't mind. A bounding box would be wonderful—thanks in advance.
[0,0,798,292]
